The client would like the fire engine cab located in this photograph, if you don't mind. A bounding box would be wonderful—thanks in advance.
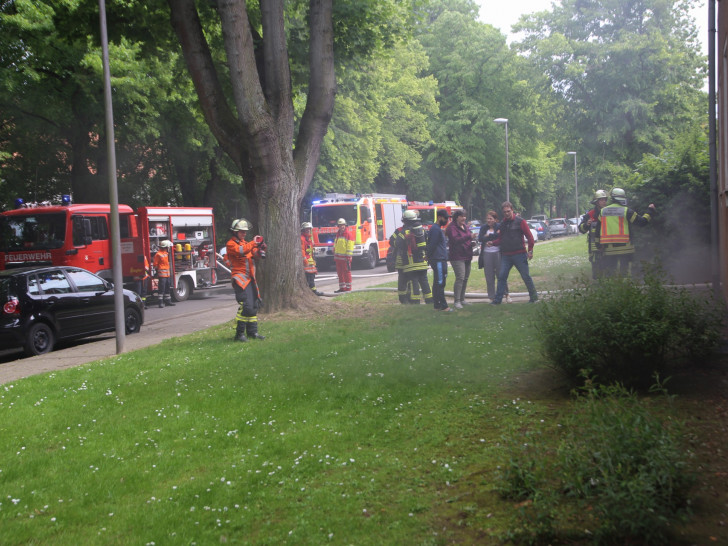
[310,193,407,269]
[0,197,217,302]
[406,201,463,226]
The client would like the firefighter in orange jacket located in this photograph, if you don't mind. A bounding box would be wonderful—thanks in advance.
[227,219,266,342]
[153,240,176,308]
[301,222,323,296]
[333,218,354,292]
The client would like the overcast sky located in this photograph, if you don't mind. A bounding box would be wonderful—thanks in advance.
[473,0,709,54]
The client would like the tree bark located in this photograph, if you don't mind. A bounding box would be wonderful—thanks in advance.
[167,0,335,312]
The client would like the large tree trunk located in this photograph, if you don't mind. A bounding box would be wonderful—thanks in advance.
[168,0,335,312]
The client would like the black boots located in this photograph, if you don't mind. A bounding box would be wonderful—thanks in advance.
[164,298,176,306]
[247,322,265,340]
[234,322,247,342]
[234,322,265,341]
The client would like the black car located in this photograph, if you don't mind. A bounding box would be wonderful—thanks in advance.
[1,266,144,356]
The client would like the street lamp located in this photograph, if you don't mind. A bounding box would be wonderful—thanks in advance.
[567,151,578,231]
[493,118,509,202]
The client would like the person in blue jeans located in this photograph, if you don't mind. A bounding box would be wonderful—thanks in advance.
[487,202,538,304]
[426,209,452,311]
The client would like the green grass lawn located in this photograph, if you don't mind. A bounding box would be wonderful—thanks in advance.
[0,236,722,545]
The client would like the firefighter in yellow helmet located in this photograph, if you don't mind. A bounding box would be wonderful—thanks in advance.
[333,218,354,292]
[301,222,323,296]
[598,188,656,277]
[227,219,266,342]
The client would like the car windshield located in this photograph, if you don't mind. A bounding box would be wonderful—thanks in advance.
[311,205,357,227]
[0,214,67,251]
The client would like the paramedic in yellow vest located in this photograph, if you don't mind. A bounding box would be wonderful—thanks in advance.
[333,218,354,292]
[301,222,323,296]
[153,240,176,308]
[227,219,266,342]
[396,209,433,304]
[598,188,656,277]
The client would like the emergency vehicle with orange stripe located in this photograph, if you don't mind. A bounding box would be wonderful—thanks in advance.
[0,196,218,302]
[310,193,407,269]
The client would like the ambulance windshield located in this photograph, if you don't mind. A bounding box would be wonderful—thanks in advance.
[311,205,357,228]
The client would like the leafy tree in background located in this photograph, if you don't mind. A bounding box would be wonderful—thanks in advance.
[0,1,223,208]
[417,2,542,217]
[310,40,438,200]
[514,0,706,191]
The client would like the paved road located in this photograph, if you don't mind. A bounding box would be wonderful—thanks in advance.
[0,265,398,384]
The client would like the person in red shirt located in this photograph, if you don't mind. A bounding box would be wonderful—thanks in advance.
[153,240,176,308]
[227,219,266,342]
[487,202,538,304]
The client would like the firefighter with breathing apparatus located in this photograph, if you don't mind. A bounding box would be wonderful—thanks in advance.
[598,188,656,277]
[227,219,266,342]
[396,209,433,304]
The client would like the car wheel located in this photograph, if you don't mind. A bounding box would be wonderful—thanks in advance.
[24,322,55,356]
[363,244,378,269]
[173,277,192,302]
[125,307,142,334]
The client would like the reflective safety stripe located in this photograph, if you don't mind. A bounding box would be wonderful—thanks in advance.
[232,272,250,289]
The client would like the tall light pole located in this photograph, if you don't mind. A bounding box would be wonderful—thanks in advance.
[567,151,578,232]
[494,118,509,202]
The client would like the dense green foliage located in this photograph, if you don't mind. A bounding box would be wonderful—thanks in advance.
[498,381,695,544]
[1,0,708,230]
[535,268,725,387]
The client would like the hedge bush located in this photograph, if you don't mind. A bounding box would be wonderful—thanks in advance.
[534,268,724,388]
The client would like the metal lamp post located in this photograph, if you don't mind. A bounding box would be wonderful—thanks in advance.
[494,118,509,202]
[567,151,578,231]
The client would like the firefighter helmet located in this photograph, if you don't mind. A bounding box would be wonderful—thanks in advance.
[230,218,252,232]
[300,222,313,230]
[402,209,419,222]
[159,239,173,248]
[591,189,608,204]
[337,218,347,226]
[610,188,627,205]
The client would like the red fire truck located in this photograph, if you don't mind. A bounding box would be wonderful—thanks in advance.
[309,193,407,269]
[406,201,463,226]
[0,198,218,301]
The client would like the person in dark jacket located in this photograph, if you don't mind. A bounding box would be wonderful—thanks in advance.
[488,202,538,304]
[426,209,452,311]
[445,209,474,309]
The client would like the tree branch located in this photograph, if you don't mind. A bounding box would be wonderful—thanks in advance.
[167,0,244,169]
[293,0,336,189]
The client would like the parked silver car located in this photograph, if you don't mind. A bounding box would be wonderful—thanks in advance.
[548,218,569,237]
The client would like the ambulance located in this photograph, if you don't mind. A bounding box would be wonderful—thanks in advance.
[309,193,407,269]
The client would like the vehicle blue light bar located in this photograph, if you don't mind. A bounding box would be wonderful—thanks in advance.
[62,194,72,206]
[14,198,25,209]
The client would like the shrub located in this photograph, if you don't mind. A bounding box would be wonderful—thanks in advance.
[534,268,725,388]
[496,382,695,545]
